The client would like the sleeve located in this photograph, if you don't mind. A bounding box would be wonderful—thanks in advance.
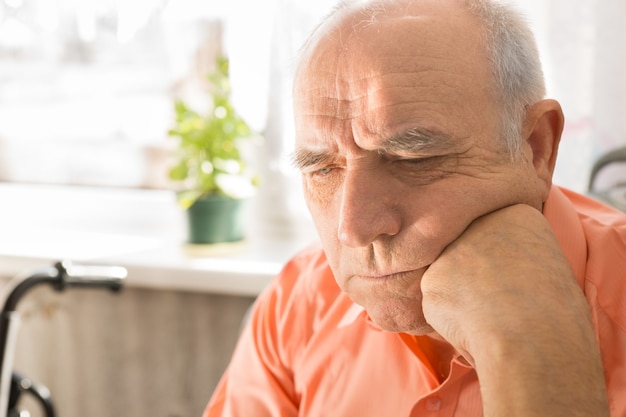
[202,256,307,417]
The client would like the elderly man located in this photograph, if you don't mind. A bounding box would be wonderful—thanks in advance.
[204,0,626,415]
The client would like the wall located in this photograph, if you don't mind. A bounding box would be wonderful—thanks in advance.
[5,280,254,417]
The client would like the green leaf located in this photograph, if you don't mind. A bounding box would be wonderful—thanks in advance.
[177,190,205,209]
[168,162,188,181]
[167,54,259,199]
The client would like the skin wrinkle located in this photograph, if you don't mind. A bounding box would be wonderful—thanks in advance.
[298,89,459,120]
[297,64,466,125]
[304,68,464,98]
[293,127,466,172]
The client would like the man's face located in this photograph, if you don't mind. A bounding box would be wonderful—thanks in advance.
[293,2,546,334]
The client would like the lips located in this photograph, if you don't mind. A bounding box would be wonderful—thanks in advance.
[351,267,427,281]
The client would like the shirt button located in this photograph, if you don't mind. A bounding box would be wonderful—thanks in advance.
[426,396,442,411]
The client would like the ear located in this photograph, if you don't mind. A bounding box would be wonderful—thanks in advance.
[522,99,564,196]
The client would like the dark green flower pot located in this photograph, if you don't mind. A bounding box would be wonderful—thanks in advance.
[186,194,247,244]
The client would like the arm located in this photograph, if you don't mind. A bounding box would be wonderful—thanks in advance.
[421,204,609,417]
[203,271,300,417]
[202,323,298,417]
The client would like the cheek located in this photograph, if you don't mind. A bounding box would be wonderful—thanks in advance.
[404,199,474,258]
[414,177,530,246]
[302,171,345,227]
[302,181,348,279]
[402,182,512,255]
[301,170,343,208]
[303,177,340,241]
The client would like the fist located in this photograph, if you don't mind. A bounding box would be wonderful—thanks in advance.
[421,204,588,362]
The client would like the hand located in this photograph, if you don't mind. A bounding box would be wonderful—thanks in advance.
[421,204,609,417]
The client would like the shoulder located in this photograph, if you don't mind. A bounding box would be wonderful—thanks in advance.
[558,188,626,410]
[562,188,626,269]
[559,186,626,232]
[262,242,340,308]
[250,243,349,362]
[548,186,626,259]
[556,186,626,283]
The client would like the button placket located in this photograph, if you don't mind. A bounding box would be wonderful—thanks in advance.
[409,358,477,417]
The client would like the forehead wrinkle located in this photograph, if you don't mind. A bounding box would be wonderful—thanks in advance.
[298,78,375,123]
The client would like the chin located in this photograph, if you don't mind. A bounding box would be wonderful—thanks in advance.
[366,302,433,334]
[373,317,435,335]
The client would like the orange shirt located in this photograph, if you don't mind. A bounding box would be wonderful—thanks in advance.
[204,186,626,416]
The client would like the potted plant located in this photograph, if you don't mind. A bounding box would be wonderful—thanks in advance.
[168,55,259,244]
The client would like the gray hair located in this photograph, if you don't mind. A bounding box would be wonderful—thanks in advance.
[303,0,546,157]
[462,0,546,156]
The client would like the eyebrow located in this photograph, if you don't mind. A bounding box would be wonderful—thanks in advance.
[380,127,456,156]
[291,127,456,170]
[291,147,338,170]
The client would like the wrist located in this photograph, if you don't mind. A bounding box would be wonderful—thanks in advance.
[471,318,609,417]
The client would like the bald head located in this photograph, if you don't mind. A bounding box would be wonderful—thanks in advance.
[295,0,546,154]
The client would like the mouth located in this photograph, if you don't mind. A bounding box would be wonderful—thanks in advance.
[353,267,427,281]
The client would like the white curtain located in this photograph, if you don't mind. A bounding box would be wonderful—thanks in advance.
[521,0,626,193]
[228,0,336,240]
[543,0,596,193]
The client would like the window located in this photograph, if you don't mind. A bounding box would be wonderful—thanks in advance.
[2,0,625,229]
[0,0,178,187]
[0,0,332,238]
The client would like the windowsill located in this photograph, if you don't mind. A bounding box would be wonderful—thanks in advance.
[0,183,318,296]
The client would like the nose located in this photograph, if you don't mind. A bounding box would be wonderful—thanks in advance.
[338,168,402,247]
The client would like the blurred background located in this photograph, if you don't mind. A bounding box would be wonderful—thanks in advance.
[1,0,625,222]
[0,0,624,416]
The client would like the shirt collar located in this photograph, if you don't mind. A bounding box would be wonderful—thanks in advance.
[338,302,367,328]
[543,186,588,289]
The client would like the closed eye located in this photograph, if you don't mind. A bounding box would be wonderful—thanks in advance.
[388,155,443,167]
[315,167,335,175]
[396,156,436,164]
[385,154,459,185]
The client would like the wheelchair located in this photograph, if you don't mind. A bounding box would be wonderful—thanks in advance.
[0,261,126,417]
[587,146,626,212]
